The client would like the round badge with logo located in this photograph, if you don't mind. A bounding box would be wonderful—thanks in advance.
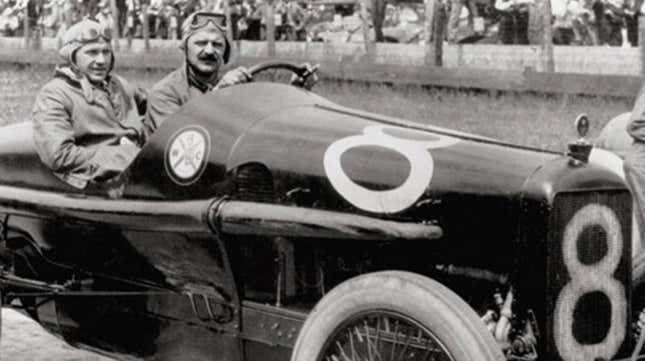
[164,126,211,186]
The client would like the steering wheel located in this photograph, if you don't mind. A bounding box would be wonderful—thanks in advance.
[247,61,319,90]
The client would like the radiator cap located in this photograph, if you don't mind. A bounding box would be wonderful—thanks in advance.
[568,113,592,164]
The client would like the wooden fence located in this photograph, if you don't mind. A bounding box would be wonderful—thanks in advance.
[2,36,644,97]
[6,0,645,97]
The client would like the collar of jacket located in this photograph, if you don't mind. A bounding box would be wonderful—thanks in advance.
[185,63,219,93]
[53,65,132,122]
[54,65,121,104]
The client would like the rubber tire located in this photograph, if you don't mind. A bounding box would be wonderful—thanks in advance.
[291,271,505,361]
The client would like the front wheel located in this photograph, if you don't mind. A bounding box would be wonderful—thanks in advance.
[291,271,504,361]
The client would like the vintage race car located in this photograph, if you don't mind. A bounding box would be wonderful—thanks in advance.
[0,61,639,361]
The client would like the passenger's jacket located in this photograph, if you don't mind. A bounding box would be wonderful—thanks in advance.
[145,64,218,135]
[32,66,147,189]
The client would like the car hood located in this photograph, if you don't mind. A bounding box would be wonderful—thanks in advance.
[125,82,561,210]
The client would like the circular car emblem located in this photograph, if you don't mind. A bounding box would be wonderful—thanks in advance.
[165,126,211,186]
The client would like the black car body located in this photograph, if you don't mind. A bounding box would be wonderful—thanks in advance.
[0,76,636,361]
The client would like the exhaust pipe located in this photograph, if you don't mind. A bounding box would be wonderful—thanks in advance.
[209,200,442,241]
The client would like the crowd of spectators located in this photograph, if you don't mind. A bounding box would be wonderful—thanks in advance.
[0,0,643,46]
[0,0,316,40]
[0,0,217,39]
[449,0,645,45]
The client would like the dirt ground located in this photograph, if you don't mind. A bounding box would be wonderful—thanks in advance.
[1,309,114,361]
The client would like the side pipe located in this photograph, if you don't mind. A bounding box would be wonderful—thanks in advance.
[209,200,442,241]
[0,272,66,292]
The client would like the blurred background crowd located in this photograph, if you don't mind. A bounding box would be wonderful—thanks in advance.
[0,0,642,46]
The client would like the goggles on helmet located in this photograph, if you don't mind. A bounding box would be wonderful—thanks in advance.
[74,24,112,44]
[188,12,227,31]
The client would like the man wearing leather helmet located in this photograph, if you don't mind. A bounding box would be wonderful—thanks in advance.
[145,11,251,134]
[32,19,147,190]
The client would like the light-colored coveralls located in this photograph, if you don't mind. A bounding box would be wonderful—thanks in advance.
[32,66,146,189]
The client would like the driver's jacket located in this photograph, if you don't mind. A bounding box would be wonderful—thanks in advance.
[32,66,147,189]
[145,64,218,136]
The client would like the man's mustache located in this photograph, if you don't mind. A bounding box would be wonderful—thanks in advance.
[198,54,220,61]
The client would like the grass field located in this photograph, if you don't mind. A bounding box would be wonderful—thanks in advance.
[0,63,635,151]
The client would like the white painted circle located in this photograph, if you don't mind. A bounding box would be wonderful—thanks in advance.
[165,127,210,185]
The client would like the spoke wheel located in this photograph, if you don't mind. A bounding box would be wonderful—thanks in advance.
[291,271,504,361]
[321,310,454,361]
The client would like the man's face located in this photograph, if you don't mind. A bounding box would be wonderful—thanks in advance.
[75,41,112,83]
[186,30,227,75]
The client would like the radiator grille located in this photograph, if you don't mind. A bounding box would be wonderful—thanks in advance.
[546,190,632,361]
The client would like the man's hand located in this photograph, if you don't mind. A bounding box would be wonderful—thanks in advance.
[290,63,319,90]
[215,67,252,90]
